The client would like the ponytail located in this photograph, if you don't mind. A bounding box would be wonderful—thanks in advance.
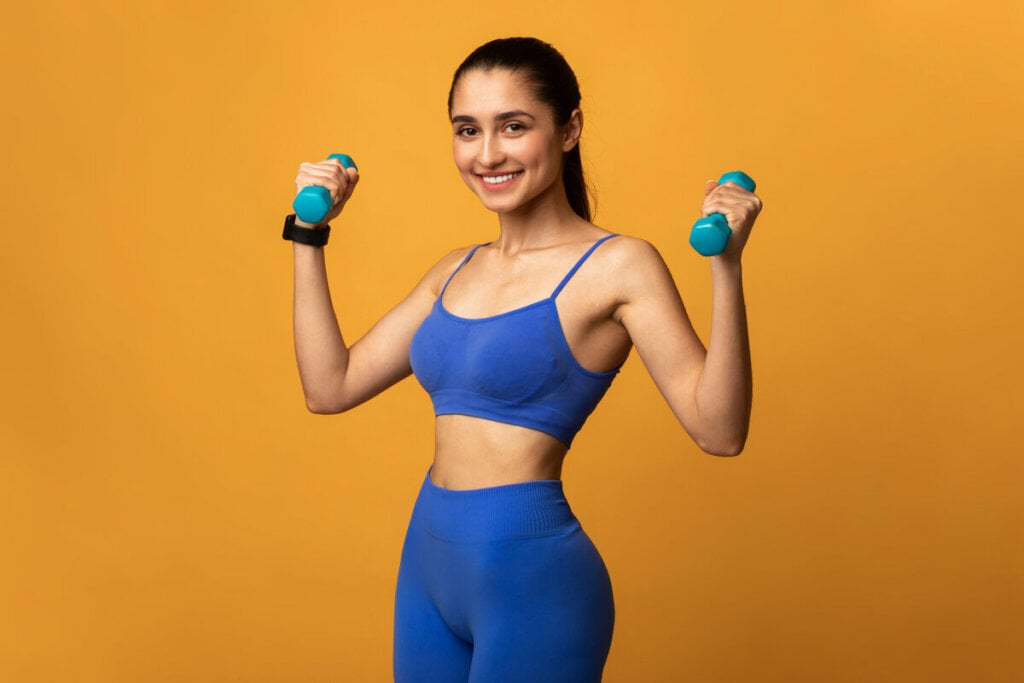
[562,144,590,221]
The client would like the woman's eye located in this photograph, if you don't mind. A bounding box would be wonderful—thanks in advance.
[457,126,478,137]
[505,123,525,133]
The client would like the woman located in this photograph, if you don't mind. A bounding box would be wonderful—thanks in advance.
[286,37,761,683]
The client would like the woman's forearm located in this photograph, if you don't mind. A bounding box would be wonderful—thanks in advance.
[694,258,753,455]
[292,241,350,413]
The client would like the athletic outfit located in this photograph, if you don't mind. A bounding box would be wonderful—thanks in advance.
[398,234,620,682]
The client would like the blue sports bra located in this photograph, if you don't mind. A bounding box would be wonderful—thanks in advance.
[409,234,622,447]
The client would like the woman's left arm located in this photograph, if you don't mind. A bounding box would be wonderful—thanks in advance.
[616,179,762,456]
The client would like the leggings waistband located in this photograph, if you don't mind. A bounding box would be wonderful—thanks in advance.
[412,466,579,543]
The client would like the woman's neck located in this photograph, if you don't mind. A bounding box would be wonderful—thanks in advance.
[493,184,588,254]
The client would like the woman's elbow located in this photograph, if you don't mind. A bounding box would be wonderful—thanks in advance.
[304,394,351,415]
[695,431,747,457]
[704,442,745,457]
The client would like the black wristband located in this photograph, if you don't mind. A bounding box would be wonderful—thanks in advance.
[282,213,330,247]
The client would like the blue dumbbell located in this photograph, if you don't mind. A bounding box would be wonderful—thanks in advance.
[689,171,756,256]
[293,153,358,224]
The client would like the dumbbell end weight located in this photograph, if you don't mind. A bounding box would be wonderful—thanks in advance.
[292,154,358,224]
[329,153,357,171]
[689,215,732,256]
[718,171,755,193]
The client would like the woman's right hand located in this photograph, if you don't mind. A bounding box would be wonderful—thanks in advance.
[293,157,361,227]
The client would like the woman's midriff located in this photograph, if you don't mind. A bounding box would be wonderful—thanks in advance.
[429,414,568,490]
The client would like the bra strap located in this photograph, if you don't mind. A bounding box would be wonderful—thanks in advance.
[551,234,620,298]
[440,242,491,297]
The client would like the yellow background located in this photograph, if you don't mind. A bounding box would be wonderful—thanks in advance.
[2,1,1022,681]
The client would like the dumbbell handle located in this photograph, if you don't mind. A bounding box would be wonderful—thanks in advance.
[689,171,756,256]
[293,153,358,224]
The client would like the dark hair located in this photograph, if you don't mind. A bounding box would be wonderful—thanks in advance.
[448,37,591,221]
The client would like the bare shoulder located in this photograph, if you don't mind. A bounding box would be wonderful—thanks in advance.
[593,233,675,295]
[601,233,667,267]
[414,243,481,298]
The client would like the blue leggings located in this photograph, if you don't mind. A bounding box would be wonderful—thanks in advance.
[393,467,615,682]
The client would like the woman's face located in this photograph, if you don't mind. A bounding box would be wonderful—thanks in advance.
[449,68,578,215]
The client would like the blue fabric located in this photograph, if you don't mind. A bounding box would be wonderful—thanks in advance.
[393,467,615,682]
[409,235,622,447]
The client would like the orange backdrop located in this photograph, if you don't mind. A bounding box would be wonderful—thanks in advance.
[2,1,1021,681]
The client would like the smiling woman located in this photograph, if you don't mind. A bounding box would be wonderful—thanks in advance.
[284,36,762,683]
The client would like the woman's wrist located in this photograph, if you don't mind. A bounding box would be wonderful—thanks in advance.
[710,254,743,277]
[293,216,327,230]
[283,213,331,247]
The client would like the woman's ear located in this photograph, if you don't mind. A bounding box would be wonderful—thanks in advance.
[562,108,583,152]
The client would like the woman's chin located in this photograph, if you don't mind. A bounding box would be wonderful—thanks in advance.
[475,194,519,215]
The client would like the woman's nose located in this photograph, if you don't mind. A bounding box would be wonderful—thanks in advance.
[478,133,505,167]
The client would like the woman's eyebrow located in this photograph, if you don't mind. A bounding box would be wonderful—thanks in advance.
[451,110,537,124]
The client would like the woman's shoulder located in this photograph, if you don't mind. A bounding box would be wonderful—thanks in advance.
[583,230,679,306]
[416,242,488,297]
[593,230,668,271]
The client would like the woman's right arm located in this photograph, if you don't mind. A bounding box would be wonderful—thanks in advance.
[289,158,454,414]
[293,241,441,413]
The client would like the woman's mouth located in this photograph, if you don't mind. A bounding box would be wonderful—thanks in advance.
[478,171,523,190]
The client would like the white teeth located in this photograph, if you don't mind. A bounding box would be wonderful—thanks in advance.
[482,172,520,184]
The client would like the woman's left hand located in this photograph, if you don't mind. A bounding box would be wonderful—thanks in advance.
[701,179,763,261]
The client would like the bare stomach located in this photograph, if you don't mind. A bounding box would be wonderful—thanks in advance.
[429,415,569,490]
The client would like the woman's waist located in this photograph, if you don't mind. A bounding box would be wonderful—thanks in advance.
[412,464,579,543]
[431,415,567,490]
[414,417,573,542]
